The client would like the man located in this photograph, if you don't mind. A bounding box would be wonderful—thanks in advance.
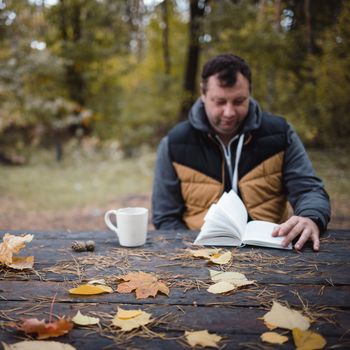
[152,54,330,251]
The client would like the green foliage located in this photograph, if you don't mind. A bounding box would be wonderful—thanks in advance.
[0,0,349,156]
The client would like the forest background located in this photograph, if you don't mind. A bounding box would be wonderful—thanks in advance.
[0,0,349,232]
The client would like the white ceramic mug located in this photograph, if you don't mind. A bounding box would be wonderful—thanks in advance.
[104,207,148,247]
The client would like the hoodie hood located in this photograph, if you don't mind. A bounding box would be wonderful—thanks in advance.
[188,97,263,135]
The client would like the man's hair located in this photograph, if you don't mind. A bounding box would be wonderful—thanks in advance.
[201,54,252,93]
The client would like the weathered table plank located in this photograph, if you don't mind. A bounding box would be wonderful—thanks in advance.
[1,229,350,350]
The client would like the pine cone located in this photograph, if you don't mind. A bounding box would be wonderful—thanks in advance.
[71,240,87,252]
[85,240,95,252]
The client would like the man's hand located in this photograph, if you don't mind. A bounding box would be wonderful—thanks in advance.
[272,216,320,251]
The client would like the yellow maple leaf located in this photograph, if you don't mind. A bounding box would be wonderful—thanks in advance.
[292,328,326,350]
[209,251,232,265]
[185,330,222,348]
[207,281,236,294]
[0,233,34,269]
[116,271,169,299]
[209,269,255,287]
[262,301,310,331]
[261,331,289,344]
[112,308,152,331]
[2,340,76,350]
[68,284,112,295]
[72,310,99,326]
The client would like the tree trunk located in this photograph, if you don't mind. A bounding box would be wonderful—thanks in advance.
[178,0,208,121]
[161,0,171,76]
[304,0,315,54]
[59,0,85,105]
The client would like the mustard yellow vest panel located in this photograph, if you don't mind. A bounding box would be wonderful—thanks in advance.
[173,162,223,229]
[239,151,289,223]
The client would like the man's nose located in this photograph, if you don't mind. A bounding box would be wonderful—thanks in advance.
[223,103,236,117]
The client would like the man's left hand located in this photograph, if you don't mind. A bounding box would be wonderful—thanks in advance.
[272,216,320,251]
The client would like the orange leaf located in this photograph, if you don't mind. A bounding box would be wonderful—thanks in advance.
[13,317,73,339]
[116,271,169,299]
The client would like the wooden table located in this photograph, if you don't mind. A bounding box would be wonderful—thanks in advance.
[0,229,349,349]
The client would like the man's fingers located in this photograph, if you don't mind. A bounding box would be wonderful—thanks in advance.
[312,233,320,251]
[273,216,299,237]
[294,229,311,250]
[281,222,304,247]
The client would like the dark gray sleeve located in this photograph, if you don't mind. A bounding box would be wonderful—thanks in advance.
[151,136,188,230]
[283,124,331,232]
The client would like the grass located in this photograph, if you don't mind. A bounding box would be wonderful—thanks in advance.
[0,147,155,211]
[0,144,349,229]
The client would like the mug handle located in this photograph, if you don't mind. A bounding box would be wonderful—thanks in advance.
[104,210,119,236]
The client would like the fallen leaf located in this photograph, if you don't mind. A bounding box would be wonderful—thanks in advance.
[207,281,236,294]
[116,271,169,299]
[2,340,76,350]
[117,309,142,319]
[112,307,152,331]
[87,279,107,285]
[13,318,73,339]
[72,310,99,326]
[261,331,289,344]
[209,269,255,287]
[0,233,34,270]
[188,248,221,259]
[262,301,310,331]
[68,284,112,295]
[292,328,326,350]
[8,256,35,270]
[209,251,232,265]
[185,330,222,348]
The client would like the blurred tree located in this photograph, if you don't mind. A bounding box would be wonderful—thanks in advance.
[179,0,209,120]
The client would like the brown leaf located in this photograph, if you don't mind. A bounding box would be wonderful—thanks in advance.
[0,233,34,269]
[13,318,73,340]
[116,271,169,299]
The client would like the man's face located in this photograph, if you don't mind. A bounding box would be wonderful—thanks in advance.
[201,73,250,143]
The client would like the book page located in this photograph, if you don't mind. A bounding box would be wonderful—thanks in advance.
[216,190,247,235]
[242,221,292,249]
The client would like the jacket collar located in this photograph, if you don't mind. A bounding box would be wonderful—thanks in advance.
[188,97,262,135]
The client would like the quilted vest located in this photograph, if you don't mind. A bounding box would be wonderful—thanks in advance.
[168,113,290,230]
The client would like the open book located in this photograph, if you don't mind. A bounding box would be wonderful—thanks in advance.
[194,190,292,249]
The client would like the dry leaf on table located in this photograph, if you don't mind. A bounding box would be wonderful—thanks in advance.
[185,330,222,348]
[2,340,76,350]
[209,251,232,265]
[209,269,255,287]
[68,284,113,295]
[292,328,326,350]
[116,271,169,299]
[0,233,34,270]
[260,331,289,344]
[112,307,152,331]
[207,281,236,294]
[11,317,73,340]
[188,248,222,259]
[72,310,99,326]
[262,301,310,331]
